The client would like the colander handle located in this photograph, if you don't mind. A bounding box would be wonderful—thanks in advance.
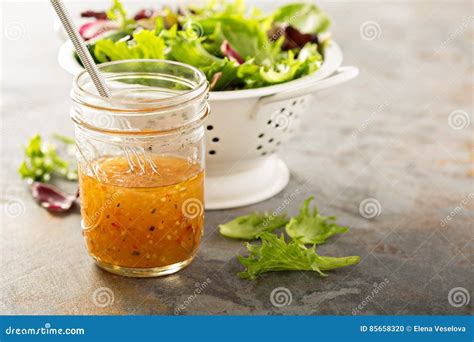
[256,66,359,106]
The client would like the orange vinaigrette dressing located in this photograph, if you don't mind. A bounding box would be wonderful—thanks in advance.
[79,155,204,270]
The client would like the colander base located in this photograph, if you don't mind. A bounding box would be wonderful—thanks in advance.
[205,155,290,210]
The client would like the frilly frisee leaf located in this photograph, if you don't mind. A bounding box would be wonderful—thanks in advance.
[259,62,300,84]
[240,45,321,86]
[219,213,288,240]
[238,232,359,280]
[94,30,165,63]
[285,196,349,245]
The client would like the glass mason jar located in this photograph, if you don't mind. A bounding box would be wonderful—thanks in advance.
[71,60,209,277]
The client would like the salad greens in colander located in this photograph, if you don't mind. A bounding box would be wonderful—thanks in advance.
[77,0,331,91]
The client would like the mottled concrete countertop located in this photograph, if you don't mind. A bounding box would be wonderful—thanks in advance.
[1,1,472,315]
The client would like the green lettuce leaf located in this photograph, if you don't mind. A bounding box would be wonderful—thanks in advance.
[85,0,330,91]
[190,0,248,22]
[259,50,301,84]
[295,43,322,77]
[202,59,240,91]
[94,30,165,63]
[236,62,266,88]
[167,30,222,67]
[197,16,272,63]
[271,3,331,34]
[286,196,349,245]
[219,213,288,240]
[236,44,321,88]
[238,232,360,280]
[106,0,133,29]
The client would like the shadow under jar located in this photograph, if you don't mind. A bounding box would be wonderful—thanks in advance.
[71,60,209,277]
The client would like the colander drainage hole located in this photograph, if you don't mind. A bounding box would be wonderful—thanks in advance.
[258,133,264,138]
[292,100,297,106]
[257,145,263,150]
[207,125,214,130]
[212,137,219,142]
[268,138,274,143]
[261,152,267,156]
[209,150,216,155]
[267,120,272,125]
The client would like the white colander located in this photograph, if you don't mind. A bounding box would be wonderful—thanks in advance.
[58,40,358,209]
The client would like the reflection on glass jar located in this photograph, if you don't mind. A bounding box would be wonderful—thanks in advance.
[71,60,209,277]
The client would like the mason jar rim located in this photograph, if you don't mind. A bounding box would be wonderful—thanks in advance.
[72,59,209,113]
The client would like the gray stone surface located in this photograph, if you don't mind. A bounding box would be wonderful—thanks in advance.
[1,1,472,315]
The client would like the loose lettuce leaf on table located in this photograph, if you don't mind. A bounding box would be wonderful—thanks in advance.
[286,196,349,245]
[19,135,77,183]
[238,232,360,280]
[219,213,288,240]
